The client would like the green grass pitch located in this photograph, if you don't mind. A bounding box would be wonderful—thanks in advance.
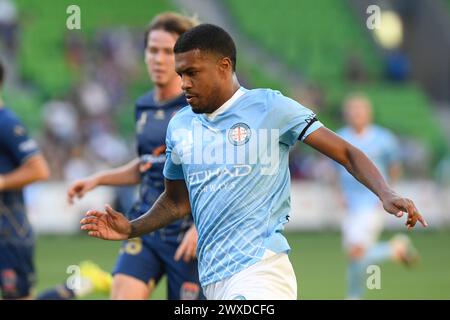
[34,231,450,299]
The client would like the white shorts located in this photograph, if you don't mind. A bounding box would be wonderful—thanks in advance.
[342,208,384,250]
[203,250,297,300]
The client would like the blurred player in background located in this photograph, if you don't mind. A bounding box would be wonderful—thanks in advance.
[336,94,420,300]
[0,60,108,301]
[80,24,427,300]
[0,60,50,299]
[66,12,204,300]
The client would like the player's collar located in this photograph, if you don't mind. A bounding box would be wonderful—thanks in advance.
[353,125,373,137]
[204,87,246,121]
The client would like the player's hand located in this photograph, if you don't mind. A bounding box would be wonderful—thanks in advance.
[380,191,428,230]
[67,177,99,205]
[80,204,131,240]
[174,225,198,262]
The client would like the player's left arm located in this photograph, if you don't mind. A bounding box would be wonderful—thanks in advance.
[303,126,427,229]
[0,154,50,191]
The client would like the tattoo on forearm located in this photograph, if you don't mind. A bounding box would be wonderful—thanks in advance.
[129,194,183,238]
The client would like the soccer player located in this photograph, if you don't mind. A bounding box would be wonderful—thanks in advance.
[80,24,427,300]
[67,12,204,300]
[336,94,419,300]
[0,61,106,301]
[0,60,50,299]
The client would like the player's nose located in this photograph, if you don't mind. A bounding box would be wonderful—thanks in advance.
[181,76,193,91]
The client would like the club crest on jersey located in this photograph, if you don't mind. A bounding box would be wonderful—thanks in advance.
[180,282,201,300]
[154,109,165,120]
[228,123,251,146]
[137,112,147,134]
[14,125,26,136]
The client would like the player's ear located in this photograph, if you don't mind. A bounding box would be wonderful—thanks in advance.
[217,56,232,74]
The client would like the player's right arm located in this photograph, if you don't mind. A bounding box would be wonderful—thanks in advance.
[0,154,49,191]
[80,178,191,240]
[67,158,140,204]
[0,112,50,190]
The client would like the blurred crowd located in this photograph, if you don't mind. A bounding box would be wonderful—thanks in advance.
[40,27,148,211]
[40,27,143,182]
[1,2,139,176]
[0,0,448,194]
[0,0,147,211]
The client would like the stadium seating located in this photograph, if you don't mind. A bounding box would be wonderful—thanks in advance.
[226,0,447,160]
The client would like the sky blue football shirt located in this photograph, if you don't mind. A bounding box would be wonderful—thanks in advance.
[164,88,322,286]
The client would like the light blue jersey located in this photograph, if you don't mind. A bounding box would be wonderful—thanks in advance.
[163,87,322,286]
[336,125,399,214]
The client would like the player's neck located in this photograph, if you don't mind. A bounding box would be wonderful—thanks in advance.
[214,76,241,111]
[353,125,370,135]
[154,79,183,103]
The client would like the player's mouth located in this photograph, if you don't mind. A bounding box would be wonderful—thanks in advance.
[185,94,197,104]
[152,69,166,76]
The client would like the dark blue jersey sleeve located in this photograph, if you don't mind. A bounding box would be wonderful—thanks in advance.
[0,112,40,165]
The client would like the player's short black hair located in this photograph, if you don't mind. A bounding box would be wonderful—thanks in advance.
[174,24,237,71]
[144,12,198,48]
[0,61,4,88]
